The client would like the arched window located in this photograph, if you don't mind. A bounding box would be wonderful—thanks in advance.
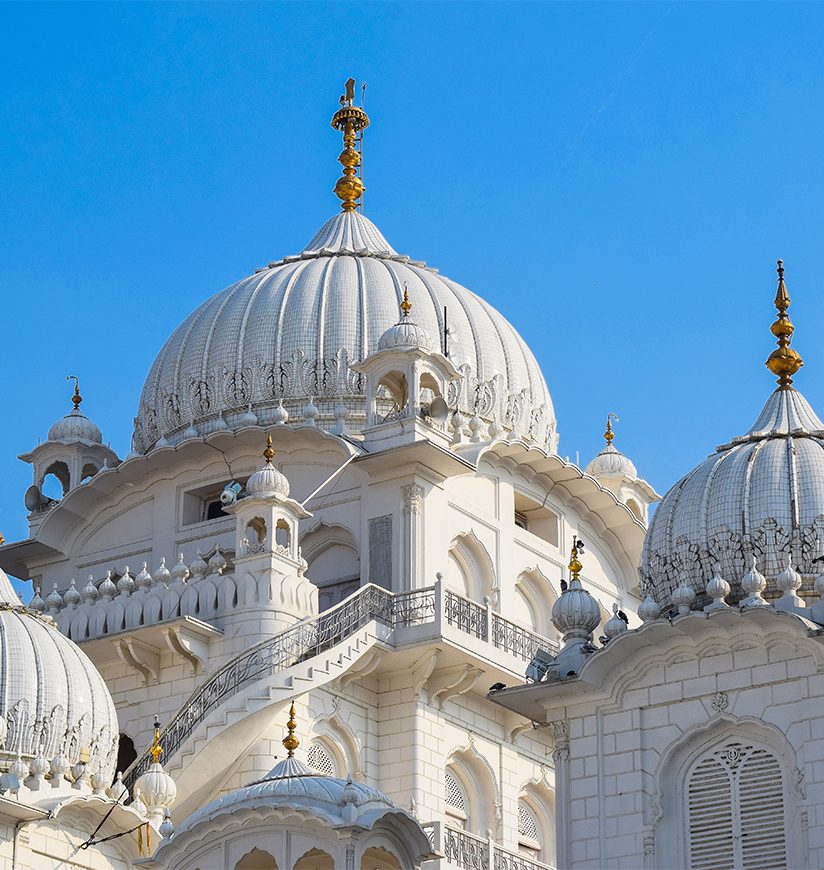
[685,741,786,869]
[518,799,542,855]
[41,461,70,499]
[308,741,337,777]
[444,767,468,829]
[235,848,278,870]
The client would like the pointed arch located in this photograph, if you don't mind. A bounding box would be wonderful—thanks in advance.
[513,566,558,638]
[445,741,499,836]
[447,531,496,602]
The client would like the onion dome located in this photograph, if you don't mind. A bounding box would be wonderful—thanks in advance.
[132,90,555,455]
[585,414,638,479]
[98,570,117,599]
[116,567,134,596]
[0,565,119,781]
[378,287,433,351]
[208,547,227,574]
[603,603,629,639]
[740,557,768,607]
[135,563,152,591]
[108,771,129,801]
[705,570,731,611]
[133,721,177,823]
[46,583,63,612]
[188,551,208,580]
[153,558,171,587]
[47,378,103,444]
[637,594,662,622]
[81,576,98,603]
[551,540,601,644]
[246,435,290,498]
[63,580,81,607]
[29,587,45,613]
[642,262,824,608]
[170,555,189,585]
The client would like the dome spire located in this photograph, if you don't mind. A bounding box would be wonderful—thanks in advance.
[149,718,163,764]
[401,283,412,318]
[282,701,299,758]
[604,413,618,447]
[766,259,803,390]
[67,375,82,411]
[263,433,275,463]
[568,536,584,583]
[331,77,369,212]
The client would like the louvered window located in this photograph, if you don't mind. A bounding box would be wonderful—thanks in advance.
[686,742,786,869]
[518,800,542,855]
[445,769,468,828]
[307,741,336,776]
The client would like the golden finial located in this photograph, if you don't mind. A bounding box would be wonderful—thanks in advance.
[766,259,803,389]
[331,77,370,212]
[149,719,163,765]
[568,536,584,582]
[263,433,275,463]
[282,701,299,758]
[67,375,82,410]
[604,413,619,447]
[401,284,412,318]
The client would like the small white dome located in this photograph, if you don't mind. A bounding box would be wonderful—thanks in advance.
[0,567,119,780]
[47,407,102,444]
[585,443,638,479]
[378,311,433,352]
[551,580,601,641]
[246,462,290,499]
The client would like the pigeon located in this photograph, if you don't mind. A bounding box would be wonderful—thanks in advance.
[617,610,629,624]
[489,682,507,693]
[560,578,568,593]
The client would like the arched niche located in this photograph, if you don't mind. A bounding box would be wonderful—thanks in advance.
[246,517,266,546]
[377,371,408,416]
[301,522,361,610]
[625,497,642,521]
[234,847,278,870]
[518,779,556,866]
[310,714,362,779]
[293,848,334,870]
[41,460,70,499]
[275,518,291,549]
[80,462,99,482]
[115,733,137,782]
[360,846,402,870]
[446,531,496,603]
[654,717,802,870]
[513,567,557,639]
[445,742,499,836]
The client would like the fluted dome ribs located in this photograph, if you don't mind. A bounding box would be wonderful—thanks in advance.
[134,212,556,453]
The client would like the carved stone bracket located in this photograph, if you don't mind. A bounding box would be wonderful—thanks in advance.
[114,638,160,686]
[425,664,484,709]
[163,624,210,676]
[338,647,383,689]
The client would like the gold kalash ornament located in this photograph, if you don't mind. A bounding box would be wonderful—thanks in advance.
[282,701,299,758]
[331,77,369,212]
[766,259,803,390]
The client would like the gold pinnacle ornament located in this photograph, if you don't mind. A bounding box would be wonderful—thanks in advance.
[282,701,299,758]
[401,284,412,317]
[149,719,163,764]
[604,413,619,447]
[568,537,583,581]
[331,77,369,212]
[766,259,803,389]
[67,375,82,410]
[263,433,275,463]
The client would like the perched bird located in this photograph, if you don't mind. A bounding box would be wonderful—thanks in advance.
[489,682,507,693]
[560,578,568,593]
[617,610,629,624]
[598,635,609,645]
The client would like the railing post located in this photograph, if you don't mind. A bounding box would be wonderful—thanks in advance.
[487,832,495,870]
[434,574,444,635]
[483,596,492,643]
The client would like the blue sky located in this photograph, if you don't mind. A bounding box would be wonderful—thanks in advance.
[2,1,824,562]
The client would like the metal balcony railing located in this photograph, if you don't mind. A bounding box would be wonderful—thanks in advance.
[423,822,555,870]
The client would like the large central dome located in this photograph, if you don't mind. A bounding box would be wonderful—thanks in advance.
[133,210,556,453]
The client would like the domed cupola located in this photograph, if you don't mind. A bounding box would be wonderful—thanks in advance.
[378,287,434,352]
[19,378,119,519]
[0,566,119,785]
[152,699,435,868]
[585,415,659,523]
[133,81,556,455]
[642,261,824,609]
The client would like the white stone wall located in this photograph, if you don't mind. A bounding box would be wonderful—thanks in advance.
[527,612,824,869]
